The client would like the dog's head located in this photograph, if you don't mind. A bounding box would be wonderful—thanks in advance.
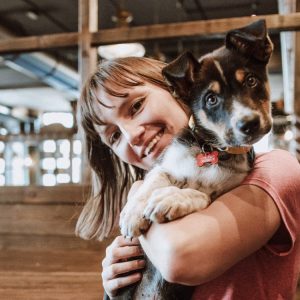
[162,20,273,147]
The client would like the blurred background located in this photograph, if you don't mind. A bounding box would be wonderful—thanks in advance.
[0,0,297,187]
[0,1,299,299]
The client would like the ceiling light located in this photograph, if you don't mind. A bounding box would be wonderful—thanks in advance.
[98,43,145,60]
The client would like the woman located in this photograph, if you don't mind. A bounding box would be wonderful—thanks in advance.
[76,56,300,299]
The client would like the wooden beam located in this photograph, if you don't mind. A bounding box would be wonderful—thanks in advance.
[0,13,300,54]
[92,13,300,45]
[0,185,88,204]
[0,271,104,300]
[0,32,78,53]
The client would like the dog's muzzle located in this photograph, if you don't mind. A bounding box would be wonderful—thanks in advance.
[237,115,260,135]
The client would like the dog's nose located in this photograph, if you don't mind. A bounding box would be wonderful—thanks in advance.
[237,115,260,135]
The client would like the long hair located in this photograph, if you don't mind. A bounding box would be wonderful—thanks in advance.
[76,57,173,241]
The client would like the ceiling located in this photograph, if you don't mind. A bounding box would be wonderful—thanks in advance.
[0,0,281,130]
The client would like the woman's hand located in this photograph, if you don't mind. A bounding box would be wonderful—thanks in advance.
[101,181,145,297]
[101,235,145,298]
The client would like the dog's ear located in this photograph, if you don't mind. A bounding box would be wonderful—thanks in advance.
[162,51,201,101]
[225,19,273,63]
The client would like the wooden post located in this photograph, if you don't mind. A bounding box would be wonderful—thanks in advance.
[295,0,300,161]
[278,0,296,114]
[278,0,300,161]
[78,0,98,88]
[78,0,98,183]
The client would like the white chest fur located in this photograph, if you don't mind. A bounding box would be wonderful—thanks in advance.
[157,141,247,198]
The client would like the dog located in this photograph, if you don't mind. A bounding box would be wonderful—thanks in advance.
[113,19,273,300]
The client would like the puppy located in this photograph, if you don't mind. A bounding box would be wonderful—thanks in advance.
[115,19,273,300]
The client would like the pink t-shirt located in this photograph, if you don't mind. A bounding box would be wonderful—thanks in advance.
[192,150,300,300]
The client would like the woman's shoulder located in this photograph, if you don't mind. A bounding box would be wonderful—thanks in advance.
[254,149,300,175]
[244,149,300,202]
[243,149,300,200]
[256,148,298,163]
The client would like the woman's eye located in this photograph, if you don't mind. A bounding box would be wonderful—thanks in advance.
[130,99,144,116]
[245,74,258,88]
[110,130,121,145]
[205,93,219,107]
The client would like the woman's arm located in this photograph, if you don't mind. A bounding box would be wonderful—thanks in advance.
[139,184,281,285]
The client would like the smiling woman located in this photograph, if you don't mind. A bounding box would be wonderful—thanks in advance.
[76,56,189,240]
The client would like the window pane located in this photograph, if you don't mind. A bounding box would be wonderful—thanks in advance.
[72,157,81,183]
[42,158,56,170]
[57,157,70,169]
[0,158,5,173]
[59,140,70,156]
[0,141,5,153]
[43,140,56,153]
[0,174,5,185]
[57,173,70,184]
[42,174,56,186]
[73,140,82,155]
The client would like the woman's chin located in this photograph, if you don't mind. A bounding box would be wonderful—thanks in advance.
[141,136,172,170]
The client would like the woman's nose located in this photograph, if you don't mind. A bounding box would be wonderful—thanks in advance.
[120,123,145,147]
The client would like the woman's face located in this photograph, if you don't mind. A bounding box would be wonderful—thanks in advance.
[95,81,189,170]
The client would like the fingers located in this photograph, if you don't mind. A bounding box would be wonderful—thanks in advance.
[101,235,145,298]
[103,272,142,298]
[113,236,140,247]
[103,236,144,266]
[102,259,146,280]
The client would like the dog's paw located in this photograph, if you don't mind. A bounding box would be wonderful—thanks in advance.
[119,200,151,238]
[143,187,210,223]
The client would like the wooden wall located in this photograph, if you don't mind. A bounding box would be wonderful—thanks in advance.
[0,185,113,300]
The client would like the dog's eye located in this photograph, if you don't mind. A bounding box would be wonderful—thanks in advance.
[245,75,257,88]
[205,93,219,107]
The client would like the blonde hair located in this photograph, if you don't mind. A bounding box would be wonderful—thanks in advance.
[75,57,176,240]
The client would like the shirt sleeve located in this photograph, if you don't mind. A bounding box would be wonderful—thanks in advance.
[241,149,300,256]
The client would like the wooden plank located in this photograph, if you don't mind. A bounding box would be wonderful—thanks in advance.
[0,185,89,204]
[0,204,80,235]
[0,271,103,300]
[0,13,300,54]
[0,32,78,53]
[0,233,113,252]
[92,13,300,44]
[278,0,297,114]
[0,249,103,272]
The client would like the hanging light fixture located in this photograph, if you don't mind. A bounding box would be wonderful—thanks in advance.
[98,3,145,59]
[98,43,145,59]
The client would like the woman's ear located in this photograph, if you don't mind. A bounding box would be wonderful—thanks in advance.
[162,51,201,101]
[225,19,273,63]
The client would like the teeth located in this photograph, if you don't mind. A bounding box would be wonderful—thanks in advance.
[144,131,163,156]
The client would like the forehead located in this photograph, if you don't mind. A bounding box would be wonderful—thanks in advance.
[92,80,148,125]
[93,85,128,123]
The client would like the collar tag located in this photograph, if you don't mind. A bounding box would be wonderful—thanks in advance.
[196,151,219,167]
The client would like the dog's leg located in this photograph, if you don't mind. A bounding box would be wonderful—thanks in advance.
[119,168,173,238]
[143,186,211,223]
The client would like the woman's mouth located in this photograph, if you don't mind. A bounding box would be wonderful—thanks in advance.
[142,129,164,157]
